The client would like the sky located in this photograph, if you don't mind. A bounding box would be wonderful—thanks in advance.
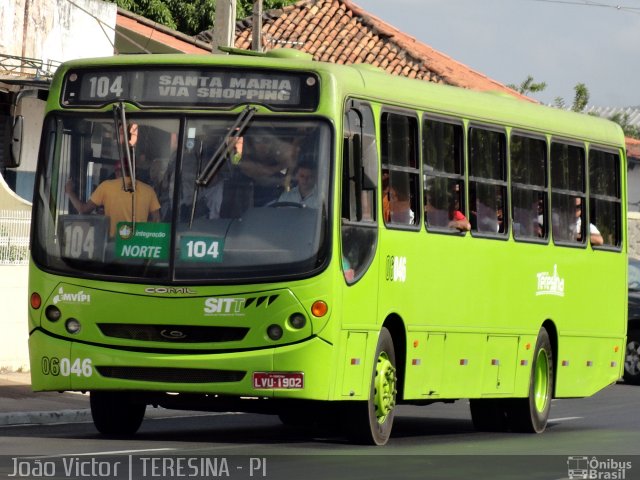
[355,0,640,108]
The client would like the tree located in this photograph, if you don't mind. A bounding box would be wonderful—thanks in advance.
[608,112,640,140]
[109,0,297,36]
[507,75,547,96]
[553,83,589,112]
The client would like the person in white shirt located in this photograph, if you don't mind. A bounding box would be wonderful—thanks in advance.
[574,197,603,245]
[278,160,319,208]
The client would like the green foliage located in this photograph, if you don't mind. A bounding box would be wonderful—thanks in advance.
[608,112,640,139]
[553,83,590,113]
[164,0,216,35]
[113,0,177,29]
[238,0,295,17]
[507,75,547,95]
[109,0,297,35]
[571,83,589,113]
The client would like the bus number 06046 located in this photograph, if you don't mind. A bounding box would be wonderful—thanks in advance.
[41,357,93,377]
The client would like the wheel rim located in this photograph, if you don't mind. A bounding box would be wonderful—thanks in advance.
[533,348,550,413]
[374,351,396,424]
[625,341,640,376]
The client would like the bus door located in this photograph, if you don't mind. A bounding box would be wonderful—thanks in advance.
[339,101,379,397]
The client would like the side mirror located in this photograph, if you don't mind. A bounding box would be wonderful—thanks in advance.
[1,115,23,168]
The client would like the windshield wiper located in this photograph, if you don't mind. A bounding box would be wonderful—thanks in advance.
[188,106,256,227]
[112,102,139,235]
[196,106,256,187]
[113,102,136,193]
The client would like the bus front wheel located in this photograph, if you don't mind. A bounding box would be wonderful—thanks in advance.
[507,327,554,433]
[345,327,397,445]
[90,391,146,436]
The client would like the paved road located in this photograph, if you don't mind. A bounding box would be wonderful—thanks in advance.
[0,377,638,479]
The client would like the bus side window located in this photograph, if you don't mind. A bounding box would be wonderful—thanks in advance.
[550,142,585,245]
[510,134,547,242]
[589,148,621,248]
[380,112,420,227]
[469,127,508,237]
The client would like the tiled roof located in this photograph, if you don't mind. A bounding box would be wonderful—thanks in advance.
[195,0,530,100]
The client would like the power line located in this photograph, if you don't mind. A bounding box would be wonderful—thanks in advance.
[64,0,154,54]
[528,0,640,13]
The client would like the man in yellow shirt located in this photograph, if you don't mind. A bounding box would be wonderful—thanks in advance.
[65,161,161,237]
[65,124,161,237]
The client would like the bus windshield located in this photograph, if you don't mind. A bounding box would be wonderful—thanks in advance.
[32,113,332,283]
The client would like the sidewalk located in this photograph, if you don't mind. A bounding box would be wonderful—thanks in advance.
[0,372,224,427]
[0,372,92,426]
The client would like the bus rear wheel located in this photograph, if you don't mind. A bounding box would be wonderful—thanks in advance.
[90,391,146,436]
[469,399,509,432]
[345,327,397,445]
[507,327,554,433]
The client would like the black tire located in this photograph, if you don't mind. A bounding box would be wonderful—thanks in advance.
[624,329,640,385]
[469,399,509,432]
[277,409,316,428]
[507,327,554,433]
[90,391,146,436]
[344,327,397,445]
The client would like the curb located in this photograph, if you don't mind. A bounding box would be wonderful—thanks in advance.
[0,408,227,427]
[0,409,92,427]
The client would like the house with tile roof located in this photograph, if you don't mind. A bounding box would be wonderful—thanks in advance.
[118,0,525,100]
[194,0,529,101]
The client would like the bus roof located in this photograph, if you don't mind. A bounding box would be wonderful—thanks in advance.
[53,51,625,150]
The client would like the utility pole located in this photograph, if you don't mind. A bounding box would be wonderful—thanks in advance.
[211,0,237,54]
[252,0,263,52]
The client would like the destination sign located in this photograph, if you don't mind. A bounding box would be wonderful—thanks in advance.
[61,68,320,110]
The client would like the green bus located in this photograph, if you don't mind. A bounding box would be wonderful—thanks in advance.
[26,49,626,445]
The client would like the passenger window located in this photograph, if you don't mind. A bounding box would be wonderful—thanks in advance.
[550,142,585,245]
[511,135,547,241]
[589,149,621,248]
[423,118,468,233]
[469,127,507,236]
[381,112,420,228]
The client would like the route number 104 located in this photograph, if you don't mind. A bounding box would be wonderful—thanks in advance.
[180,236,224,263]
[87,75,124,99]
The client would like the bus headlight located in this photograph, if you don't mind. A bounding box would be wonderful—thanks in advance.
[267,324,283,341]
[45,305,61,322]
[288,313,306,330]
[65,318,81,334]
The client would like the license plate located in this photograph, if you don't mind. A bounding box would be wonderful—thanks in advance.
[253,372,304,389]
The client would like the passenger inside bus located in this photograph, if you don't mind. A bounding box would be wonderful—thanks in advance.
[65,123,161,237]
[424,194,469,231]
[235,135,297,206]
[277,158,319,208]
[574,197,604,245]
[513,197,545,239]
[447,183,470,231]
[382,170,415,225]
[65,160,161,238]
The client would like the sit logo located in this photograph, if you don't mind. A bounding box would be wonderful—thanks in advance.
[204,297,246,316]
